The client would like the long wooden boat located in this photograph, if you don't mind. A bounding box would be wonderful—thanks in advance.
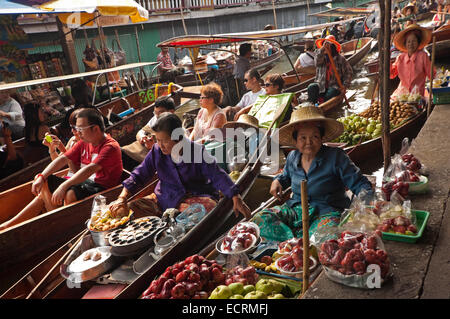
[2,159,262,299]
[282,37,374,93]
[345,110,427,167]
[425,38,450,59]
[0,84,183,193]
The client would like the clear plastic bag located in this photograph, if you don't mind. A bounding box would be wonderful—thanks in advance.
[399,138,426,175]
[312,226,392,289]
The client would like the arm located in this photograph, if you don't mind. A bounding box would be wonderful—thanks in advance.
[233,104,252,121]
[31,154,70,196]
[334,149,373,196]
[341,57,353,89]
[0,99,23,122]
[315,48,326,66]
[2,126,17,162]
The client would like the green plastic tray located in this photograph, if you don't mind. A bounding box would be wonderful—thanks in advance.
[339,209,430,244]
[381,210,429,243]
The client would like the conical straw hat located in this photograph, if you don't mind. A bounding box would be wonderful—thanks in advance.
[223,114,261,131]
[393,23,432,53]
[277,106,344,146]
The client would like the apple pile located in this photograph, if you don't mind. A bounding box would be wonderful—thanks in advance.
[224,265,259,286]
[276,245,304,272]
[318,230,390,279]
[278,237,303,254]
[376,215,418,235]
[221,222,260,253]
[141,254,226,299]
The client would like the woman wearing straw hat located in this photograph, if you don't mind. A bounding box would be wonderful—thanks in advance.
[399,2,418,27]
[251,106,372,241]
[307,35,353,105]
[390,24,434,99]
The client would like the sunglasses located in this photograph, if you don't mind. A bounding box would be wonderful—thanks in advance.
[243,79,250,83]
[73,125,95,133]
[264,82,273,87]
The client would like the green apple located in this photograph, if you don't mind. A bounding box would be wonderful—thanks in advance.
[242,285,255,295]
[228,282,244,296]
[209,285,232,299]
[255,279,276,295]
[268,279,284,294]
[229,294,244,299]
[244,291,267,299]
[268,293,285,299]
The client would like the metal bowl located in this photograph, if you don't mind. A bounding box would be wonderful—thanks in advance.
[274,256,318,279]
[62,246,119,284]
[86,211,134,247]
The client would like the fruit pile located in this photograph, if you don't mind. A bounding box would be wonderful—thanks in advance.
[318,231,390,278]
[209,278,287,299]
[141,254,225,299]
[335,115,384,145]
[376,215,418,235]
[381,180,409,201]
[276,245,305,273]
[250,256,280,274]
[221,222,260,253]
[224,265,259,286]
[278,238,303,254]
[401,153,422,172]
[359,100,418,127]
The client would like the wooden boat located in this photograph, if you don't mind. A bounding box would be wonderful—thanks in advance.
[282,37,374,93]
[425,38,450,59]
[0,84,184,193]
[345,110,427,168]
[2,159,262,299]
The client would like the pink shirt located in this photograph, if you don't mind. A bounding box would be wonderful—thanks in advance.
[390,50,433,97]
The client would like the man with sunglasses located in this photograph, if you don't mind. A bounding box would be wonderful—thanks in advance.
[0,108,123,230]
[224,68,265,121]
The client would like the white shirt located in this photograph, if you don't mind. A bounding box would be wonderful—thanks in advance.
[0,97,25,127]
[296,51,316,68]
[236,88,266,109]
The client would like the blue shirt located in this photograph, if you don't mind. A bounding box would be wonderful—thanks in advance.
[275,145,373,216]
[122,138,240,211]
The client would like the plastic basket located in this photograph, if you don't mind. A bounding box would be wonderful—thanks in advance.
[381,210,430,243]
[339,209,430,244]
[432,87,450,105]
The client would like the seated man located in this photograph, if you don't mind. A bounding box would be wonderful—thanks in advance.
[0,87,25,141]
[223,68,265,121]
[121,96,176,170]
[294,41,316,74]
[0,108,123,230]
[157,47,184,83]
[110,113,251,219]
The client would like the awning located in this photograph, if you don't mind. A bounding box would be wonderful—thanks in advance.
[0,62,157,91]
[0,0,53,14]
[157,17,364,49]
[308,7,374,18]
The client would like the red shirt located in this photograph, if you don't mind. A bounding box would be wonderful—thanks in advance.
[64,134,123,189]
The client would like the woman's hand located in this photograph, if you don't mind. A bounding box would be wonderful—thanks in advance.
[234,109,244,121]
[109,197,129,218]
[270,179,283,202]
[232,194,251,220]
[42,133,63,153]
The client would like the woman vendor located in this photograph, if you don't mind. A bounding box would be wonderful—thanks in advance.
[307,35,353,105]
[110,112,252,219]
[390,24,433,99]
[251,106,373,241]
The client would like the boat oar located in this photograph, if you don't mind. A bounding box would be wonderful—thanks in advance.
[26,228,89,299]
[300,180,310,296]
[324,46,351,109]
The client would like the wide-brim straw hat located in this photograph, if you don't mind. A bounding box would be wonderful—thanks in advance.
[315,35,341,53]
[277,106,344,146]
[393,24,432,52]
[223,114,263,131]
[401,3,418,15]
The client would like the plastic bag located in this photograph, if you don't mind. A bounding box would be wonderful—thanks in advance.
[175,203,206,231]
[399,137,426,175]
[220,222,260,254]
[312,227,392,289]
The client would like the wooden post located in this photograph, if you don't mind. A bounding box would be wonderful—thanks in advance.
[379,0,391,173]
[301,180,310,295]
[428,36,436,118]
[56,17,79,74]
[271,0,278,29]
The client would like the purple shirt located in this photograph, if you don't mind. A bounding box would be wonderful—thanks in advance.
[122,138,240,211]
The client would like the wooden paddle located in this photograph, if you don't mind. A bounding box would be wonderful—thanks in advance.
[300,180,310,296]
[324,46,352,109]
[428,35,436,118]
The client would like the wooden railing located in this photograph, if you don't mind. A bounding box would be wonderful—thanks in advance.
[138,0,302,13]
